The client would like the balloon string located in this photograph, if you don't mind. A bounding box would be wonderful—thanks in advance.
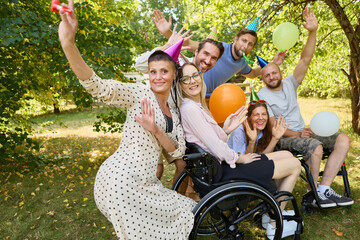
[243,51,254,66]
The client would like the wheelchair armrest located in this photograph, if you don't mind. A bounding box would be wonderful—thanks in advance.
[183,152,208,162]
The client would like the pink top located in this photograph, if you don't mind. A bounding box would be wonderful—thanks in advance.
[180,98,237,168]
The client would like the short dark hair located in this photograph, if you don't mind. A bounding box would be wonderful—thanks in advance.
[197,38,225,60]
[235,28,258,46]
[148,50,178,70]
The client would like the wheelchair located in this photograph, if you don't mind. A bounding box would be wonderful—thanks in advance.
[172,143,303,240]
[292,150,352,214]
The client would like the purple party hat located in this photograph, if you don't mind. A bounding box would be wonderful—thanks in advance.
[164,38,184,63]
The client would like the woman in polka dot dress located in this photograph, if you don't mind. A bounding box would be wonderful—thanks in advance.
[57,1,196,239]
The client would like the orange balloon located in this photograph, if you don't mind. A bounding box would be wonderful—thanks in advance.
[209,83,246,123]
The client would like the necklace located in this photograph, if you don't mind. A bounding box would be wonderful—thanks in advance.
[153,92,169,133]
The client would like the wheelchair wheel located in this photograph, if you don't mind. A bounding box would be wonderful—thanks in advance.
[190,182,282,240]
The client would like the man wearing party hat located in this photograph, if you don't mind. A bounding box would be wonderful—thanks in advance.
[258,7,353,208]
[135,24,224,74]
[151,10,286,99]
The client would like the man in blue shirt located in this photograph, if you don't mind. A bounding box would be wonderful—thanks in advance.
[152,10,286,98]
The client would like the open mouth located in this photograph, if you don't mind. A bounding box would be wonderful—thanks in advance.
[200,62,209,70]
[255,121,266,128]
[189,85,199,90]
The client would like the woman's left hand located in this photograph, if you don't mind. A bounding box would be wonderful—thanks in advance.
[135,98,159,134]
[223,106,247,135]
[272,115,289,140]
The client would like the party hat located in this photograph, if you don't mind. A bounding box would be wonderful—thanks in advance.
[207,24,218,41]
[164,38,184,63]
[246,17,259,33]
[256,55,269,69]
[242,51,254,66]
[250,88,260,101]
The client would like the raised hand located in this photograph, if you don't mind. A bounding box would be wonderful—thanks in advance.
[152,10,172,36]
[272,115,289,140]
[302,7,318,32]
[134,98,159,134]
[243,119,258,142]
[164,24,193,51]
[58,0,77,45]
[223,106,248,135]
[273,50,287,65]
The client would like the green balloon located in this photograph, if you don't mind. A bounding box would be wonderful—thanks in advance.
[272,22,299,51]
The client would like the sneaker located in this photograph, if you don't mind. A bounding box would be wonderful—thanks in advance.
[324,188,354,206]
[312,191,337,208]
[266,218,297,240]
[262,210,295,229]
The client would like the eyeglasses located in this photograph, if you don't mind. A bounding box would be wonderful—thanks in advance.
[249,100,267,105]
[180,72,202,84]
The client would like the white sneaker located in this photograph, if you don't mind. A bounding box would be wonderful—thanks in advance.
[266,218,297,240]
[262,210,295,229]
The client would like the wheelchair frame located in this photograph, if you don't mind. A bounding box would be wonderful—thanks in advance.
[172,143,303,240]
[293,151,352,214]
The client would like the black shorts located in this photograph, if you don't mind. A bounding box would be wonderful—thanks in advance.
[218,154,277,194]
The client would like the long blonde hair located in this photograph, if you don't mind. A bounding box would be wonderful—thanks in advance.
[176,63,212,116]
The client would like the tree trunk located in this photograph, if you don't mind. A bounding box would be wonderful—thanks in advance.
[53,103,60,114]
[323,0,360,133]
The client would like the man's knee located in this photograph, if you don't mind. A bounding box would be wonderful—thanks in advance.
[313,144,323,156]
[335,133,351,150]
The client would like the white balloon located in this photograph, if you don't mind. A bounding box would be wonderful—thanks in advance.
[310,111,340,137]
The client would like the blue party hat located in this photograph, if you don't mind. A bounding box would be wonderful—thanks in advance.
[246,17,259,33]
[256,55,269,69]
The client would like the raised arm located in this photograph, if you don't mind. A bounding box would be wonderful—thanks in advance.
[293,7,318,84]
[152,10,199,52]
[58,0,92,80]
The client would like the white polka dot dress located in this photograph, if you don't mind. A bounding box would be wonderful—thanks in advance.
[80,72,196,239]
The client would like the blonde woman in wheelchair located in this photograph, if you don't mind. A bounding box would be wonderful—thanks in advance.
[176,62,301,239]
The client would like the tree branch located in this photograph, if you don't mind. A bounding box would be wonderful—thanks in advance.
[317,28,342,46]
[340,68,350,80]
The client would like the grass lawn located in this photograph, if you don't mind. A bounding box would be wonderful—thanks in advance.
[1,97,359,240]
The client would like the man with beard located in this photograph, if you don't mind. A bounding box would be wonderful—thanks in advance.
[258,7,353,208]
[135,25,224,74]
[151,10,286,99]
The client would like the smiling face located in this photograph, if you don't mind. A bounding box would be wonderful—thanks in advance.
[249,105,268,131]
[194,42,221,73]
[148,60,176,95]
[262,63,283,90]
[179,64,203,102]
[233,33,256,58]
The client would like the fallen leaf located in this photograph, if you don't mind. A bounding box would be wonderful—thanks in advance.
[30,225,36,230]
[47,211,55,216]
[332,228,344,236]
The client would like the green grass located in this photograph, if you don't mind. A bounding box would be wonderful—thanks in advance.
[1,97,359,239]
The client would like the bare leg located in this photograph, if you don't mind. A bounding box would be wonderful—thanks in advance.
[266,152,301,211]
[320,133,350,186]
[156,163,164,180]
[173,159,188,195]
[306,144,323,190]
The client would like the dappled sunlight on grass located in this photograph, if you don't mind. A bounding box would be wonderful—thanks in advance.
[1,98,360,239]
